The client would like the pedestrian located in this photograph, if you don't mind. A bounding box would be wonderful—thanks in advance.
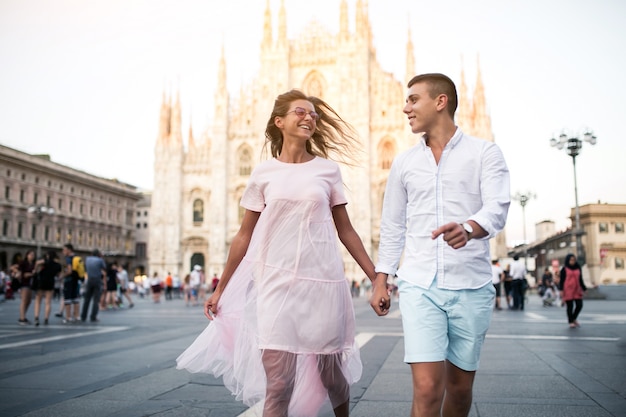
[117,263,134,308]
[374,73,510,417]
[82,249,107,322]
[188,265,201,306]
[105,262,119,309]
[503,264,513,308]
[177,89,381,417]
[540,267,559,306]
[17,250,37,325]
[510,255,527,310]
[182,274,191,305]
[150,272,162,303]
[558,254,587,328]
[164,272,173,300]
[61,243,84,323]
[32,250,62,326]
[491,259,504,310]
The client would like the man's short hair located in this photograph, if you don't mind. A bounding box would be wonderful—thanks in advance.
[64,243,74,251]
[407,73,458,118]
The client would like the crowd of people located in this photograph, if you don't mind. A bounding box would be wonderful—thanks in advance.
[490,255,587,329]
[0,245,135,324]
[0,247,226,326]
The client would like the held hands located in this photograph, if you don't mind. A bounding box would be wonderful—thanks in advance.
[431,222,469,249]
[370,273,391,316]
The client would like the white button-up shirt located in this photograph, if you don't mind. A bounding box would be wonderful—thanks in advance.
[376,128,510,290]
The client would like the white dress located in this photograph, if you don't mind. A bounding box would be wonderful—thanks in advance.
[176,157,361,416]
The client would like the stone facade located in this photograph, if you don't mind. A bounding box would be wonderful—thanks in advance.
[148,1,507,280]
[0,144,141,270]
[522,203,626,285]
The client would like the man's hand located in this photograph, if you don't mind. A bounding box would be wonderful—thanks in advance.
[431,222,469,249]
[370,273,391,316]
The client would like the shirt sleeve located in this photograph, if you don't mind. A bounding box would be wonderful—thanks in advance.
[329,164,348,207]
[375,155,408,276]
[240,169,265,212]
[469,142,511,239]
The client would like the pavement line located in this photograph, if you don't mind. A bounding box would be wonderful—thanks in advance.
[524,312,548,320]
[487,334,618,342]
[0,326,131,350]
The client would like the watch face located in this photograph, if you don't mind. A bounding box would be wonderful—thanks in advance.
[463,223,473,234]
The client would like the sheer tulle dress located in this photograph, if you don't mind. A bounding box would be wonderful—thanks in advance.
[176,157,362,416]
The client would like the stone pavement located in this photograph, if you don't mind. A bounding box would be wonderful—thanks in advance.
[0,289,624,417]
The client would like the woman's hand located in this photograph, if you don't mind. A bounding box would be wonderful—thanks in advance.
[205,291,221,320]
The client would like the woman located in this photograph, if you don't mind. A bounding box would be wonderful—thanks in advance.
[105,262,119,309]
[18,250,37,325]
[150,272,162,303]
[177,90,385,417]
[33,251,62,325]
[559,254,587,328]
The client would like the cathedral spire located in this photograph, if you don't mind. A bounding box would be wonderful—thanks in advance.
[405,24,415,87]
[170,88,183,147]
[277,0,287,47]
[217,43,227,91]
[187,119,195,149]
[457,56,472,131]
[471,55,494,141]
[158,88,171,145]
[472,55,486,122]
[339,0,349,41]
[262,0,273,50]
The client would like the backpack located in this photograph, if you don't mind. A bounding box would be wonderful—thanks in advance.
[72,256,86,281]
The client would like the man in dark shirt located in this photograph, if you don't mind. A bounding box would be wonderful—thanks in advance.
[82,249,107,322]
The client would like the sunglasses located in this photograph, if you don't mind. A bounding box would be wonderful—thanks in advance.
[286,107,319,121]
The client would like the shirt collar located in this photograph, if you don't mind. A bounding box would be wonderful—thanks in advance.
[419,127,463,149]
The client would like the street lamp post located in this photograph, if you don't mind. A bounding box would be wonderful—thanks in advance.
[550,130,597,266]
[27,205,55,259]
[512,191,536,268]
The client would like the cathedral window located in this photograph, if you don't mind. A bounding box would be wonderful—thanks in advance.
[378,139,396,170]
[193,199,204,223]
[238,146,253,176]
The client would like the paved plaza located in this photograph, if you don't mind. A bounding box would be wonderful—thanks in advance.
[0,289,624,417]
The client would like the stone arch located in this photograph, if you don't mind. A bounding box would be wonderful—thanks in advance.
[302,70,327,98]
[377,137,397,170]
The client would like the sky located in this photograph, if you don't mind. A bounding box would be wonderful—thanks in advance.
[1,0,625,247]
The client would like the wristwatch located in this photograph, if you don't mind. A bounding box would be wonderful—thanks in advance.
[461,222,473,240]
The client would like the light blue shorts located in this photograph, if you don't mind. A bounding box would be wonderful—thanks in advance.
[398,278,495,371]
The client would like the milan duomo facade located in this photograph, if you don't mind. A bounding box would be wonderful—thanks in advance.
[148,0,508,280]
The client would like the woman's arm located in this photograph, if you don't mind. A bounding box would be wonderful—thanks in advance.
[332,204,375,281]
[333,205,390,315]
[205,209,261,319]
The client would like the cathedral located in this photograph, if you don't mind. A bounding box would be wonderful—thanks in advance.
[148,0,507,280]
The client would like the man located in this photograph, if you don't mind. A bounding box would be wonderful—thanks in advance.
[189,265,202,306]
[82,249,107,322]
[117,263,134,308]
[509,255,527,310]
[61,243,83,323]
[373,73,510,417]
[164,272,173,300]
[491,259,504,310]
